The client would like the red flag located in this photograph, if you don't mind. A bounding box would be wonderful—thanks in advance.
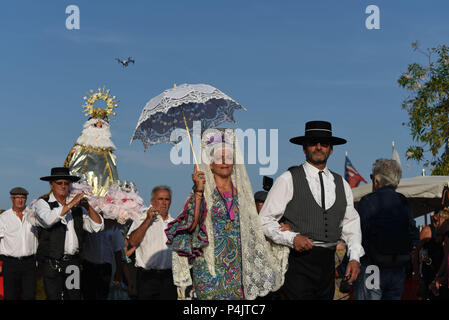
[344,156,367,188]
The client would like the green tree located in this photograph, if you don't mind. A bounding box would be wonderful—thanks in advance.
[398,42,449,175]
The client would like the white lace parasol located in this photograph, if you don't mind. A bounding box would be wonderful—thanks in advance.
[130,83,246,151]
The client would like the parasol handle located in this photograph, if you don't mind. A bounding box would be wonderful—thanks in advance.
[181,108,200,170]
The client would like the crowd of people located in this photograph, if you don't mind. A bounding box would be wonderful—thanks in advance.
[0,120,448,300]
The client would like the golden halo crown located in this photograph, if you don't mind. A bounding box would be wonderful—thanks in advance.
[82,87,119,120]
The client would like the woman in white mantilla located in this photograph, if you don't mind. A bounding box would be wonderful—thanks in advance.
[166,129,289,300]
[64,88,119,196]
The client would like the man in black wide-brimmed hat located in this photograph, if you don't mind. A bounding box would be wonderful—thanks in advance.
[260,121,364,300]
[34,167,104,300]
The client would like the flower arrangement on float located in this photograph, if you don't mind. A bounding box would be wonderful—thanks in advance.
[68,176,143,225]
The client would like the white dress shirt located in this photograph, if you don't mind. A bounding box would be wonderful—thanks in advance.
[128,208,174,270]
[259,161,365,262]
[0,208,38,258]
[34,193,104,255]
[83,226,125,265]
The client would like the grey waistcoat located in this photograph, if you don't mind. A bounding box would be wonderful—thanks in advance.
[282,165,347,243]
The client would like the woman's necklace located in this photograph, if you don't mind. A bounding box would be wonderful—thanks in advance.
[216,181,235,233]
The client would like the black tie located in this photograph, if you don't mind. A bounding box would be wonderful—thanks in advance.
[318,171,325,211]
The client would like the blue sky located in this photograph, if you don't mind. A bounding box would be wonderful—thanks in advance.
[1,0,448,225]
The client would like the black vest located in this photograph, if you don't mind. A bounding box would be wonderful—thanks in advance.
[36,196,85,261]
[282,165,347,243]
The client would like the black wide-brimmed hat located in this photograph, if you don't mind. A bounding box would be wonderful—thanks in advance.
[289,120,347,146]
[40,167,81,182]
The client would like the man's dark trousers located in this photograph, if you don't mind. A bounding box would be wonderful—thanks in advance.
[283,247,336,300]
[2,255,37,300]
[81,259,112,300]
[41,255,81,300]
[136,268,177,300]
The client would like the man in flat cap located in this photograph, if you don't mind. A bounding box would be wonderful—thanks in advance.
[0,187,38,300]
[34,167,104,300]
[260,120,364,300]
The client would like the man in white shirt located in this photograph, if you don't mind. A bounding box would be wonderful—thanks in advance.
[128,186,176,300]
[260,121,364,300]
[34,167,103,300]
[0,187,38,300]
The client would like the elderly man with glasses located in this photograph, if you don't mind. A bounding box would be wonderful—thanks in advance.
[260,120,364,300]
[0,187,38,300]
[34,167,103,300]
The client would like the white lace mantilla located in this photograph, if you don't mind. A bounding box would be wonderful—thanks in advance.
[130,84,246,150]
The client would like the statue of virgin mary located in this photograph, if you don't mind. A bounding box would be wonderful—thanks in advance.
[63,88,119,196]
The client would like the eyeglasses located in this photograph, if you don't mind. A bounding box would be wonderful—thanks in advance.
[306,141,330,148]
[53,181,71,186]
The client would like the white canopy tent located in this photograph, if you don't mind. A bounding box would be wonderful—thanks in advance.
[352,176,449,219]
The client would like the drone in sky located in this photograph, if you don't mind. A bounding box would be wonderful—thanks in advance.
[116,57,135,67]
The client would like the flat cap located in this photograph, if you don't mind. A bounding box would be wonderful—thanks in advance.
[9,187,29,196]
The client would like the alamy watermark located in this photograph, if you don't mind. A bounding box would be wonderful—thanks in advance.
[169,121,278,176]
[364,265,380,290]
[63,5,380,32]
[66,5,80,30]
[365,5,380,30]
[65,265,80,290]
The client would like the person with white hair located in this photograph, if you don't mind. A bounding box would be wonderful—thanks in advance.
[166,129,289,300]
[354,158,419,300]
[370,158,403,190]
